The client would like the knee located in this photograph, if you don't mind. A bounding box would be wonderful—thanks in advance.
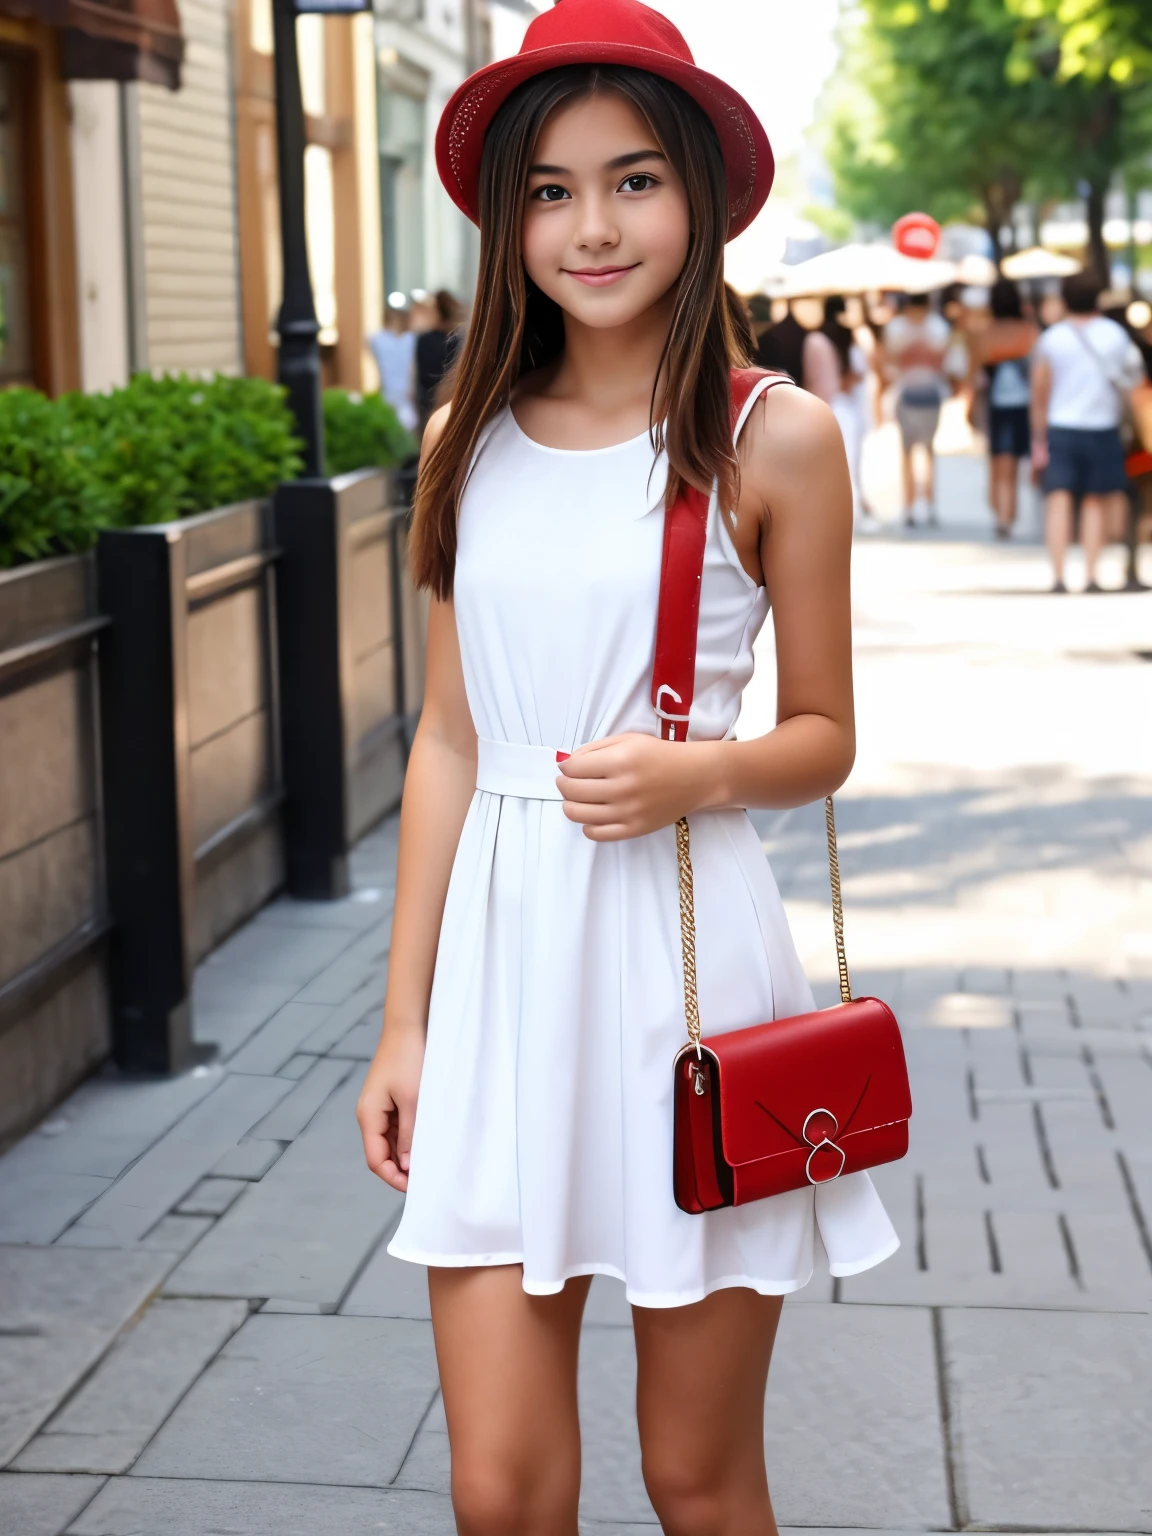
[642,1449,769,1536]
[642,1452,726,1536]
[451,1461,573,1536]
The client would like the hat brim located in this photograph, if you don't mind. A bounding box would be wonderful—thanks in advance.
[436,42,773,242]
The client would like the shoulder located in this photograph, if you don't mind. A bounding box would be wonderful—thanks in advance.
[742,381,844,478]
[420,403,452,465]
[927,314,951,342]
[1097,316,1130,348]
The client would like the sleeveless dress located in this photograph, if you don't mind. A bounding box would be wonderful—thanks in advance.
[388,376,899,1306]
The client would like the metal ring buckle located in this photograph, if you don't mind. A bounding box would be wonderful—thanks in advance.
[654,684,690,722]
[802,1108,846,1185]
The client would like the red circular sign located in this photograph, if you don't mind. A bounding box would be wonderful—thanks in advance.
[893,212,942,260]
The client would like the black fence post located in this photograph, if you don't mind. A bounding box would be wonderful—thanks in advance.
[96,528,196,1073]
[274,478,351,899]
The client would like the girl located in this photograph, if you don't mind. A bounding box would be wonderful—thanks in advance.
[357,3,899,1530]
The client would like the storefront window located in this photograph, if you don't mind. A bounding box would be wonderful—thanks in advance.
[0,53,33,386]
[378,74,425,298]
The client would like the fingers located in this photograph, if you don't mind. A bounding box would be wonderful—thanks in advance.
[396,1096,416,1176]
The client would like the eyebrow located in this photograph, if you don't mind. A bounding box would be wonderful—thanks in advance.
[527,149,668,176]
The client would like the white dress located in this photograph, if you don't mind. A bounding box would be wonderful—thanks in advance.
[388,376,899,1306]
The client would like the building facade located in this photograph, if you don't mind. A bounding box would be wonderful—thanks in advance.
[3,0,535,401]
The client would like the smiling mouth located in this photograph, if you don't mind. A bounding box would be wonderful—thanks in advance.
[562,264,639,287]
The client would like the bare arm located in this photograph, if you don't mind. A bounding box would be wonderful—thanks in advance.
[356,407,477,1191]
[556,387,854,835]
[1030,354,1051,473]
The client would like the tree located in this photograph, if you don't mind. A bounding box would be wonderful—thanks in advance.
[822,0,1152,273]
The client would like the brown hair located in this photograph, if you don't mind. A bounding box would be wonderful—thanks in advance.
[410,64,745,597]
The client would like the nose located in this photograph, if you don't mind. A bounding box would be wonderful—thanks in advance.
[572,190,620,254]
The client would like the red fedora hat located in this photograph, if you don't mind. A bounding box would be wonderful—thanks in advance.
[435,0,773,241]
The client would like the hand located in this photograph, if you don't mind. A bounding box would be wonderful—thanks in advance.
[356,1023,425,1192]
[556,733,721,841]
[1030,438,1049,484]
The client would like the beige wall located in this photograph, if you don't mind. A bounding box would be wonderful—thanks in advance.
[136,0,243,373]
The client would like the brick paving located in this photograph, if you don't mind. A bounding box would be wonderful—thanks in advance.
[2,486,1151,1533]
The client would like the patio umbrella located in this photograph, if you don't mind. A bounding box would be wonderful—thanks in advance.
[1000,247,1081,280]
[778,243,958,298]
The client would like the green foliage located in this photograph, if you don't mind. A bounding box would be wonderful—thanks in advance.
[322,389,416,478]
[0,374,303,570]
[821,0,1152,256]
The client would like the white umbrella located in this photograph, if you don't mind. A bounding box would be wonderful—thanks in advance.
[954,253,999,287]
[777,243,958,298]
[1001,246,1081,280]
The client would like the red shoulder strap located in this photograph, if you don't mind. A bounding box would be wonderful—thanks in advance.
[651,369,790,742]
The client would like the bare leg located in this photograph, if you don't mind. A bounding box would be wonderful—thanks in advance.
[429,1266,591,1535]
[923,445,937,521]
[990,455,1017,533]
[1081,494,1107,588]
[901,447,916,523]
[1045,490,1073,588]
[634,1287,784,1536]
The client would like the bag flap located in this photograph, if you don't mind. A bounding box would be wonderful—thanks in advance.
[704,998,911,1170]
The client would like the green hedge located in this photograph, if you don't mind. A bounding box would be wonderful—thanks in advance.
[323,388,416,478]
[0,374,416,570]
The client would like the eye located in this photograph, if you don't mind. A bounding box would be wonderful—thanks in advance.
[619,173,659,193]
[531,183,570,202]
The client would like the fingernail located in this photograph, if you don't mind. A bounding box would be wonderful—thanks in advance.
[400,1153,410,1171]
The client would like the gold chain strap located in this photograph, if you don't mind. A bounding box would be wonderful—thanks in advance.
[674,795,853,1050]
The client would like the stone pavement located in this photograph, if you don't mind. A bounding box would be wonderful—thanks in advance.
[2,501,1151,1535]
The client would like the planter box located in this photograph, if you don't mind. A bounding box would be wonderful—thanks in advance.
[275,469,412,898]
[98,500,284,1072]
[0,555,111,1150]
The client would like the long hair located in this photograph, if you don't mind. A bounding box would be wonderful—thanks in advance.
[410,64,742,597]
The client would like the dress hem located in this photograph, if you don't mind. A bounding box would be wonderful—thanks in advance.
[387,1236,901,1307]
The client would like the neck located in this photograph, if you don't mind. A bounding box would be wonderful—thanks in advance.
[550,290,676,419]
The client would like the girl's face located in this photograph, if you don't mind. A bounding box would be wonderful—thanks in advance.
[522,91,691,332]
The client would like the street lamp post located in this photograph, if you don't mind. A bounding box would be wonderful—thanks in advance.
[271,0,370,475]
[272,0,323,475]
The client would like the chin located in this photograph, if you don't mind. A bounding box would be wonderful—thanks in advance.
[544,277,677,331]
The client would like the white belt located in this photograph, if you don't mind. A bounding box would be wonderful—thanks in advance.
[476,739,569,800]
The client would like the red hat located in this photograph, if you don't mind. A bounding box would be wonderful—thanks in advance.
[435,0,773,241]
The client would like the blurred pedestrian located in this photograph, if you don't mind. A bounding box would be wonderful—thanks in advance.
[1030,270,1146,592]
[754,300,806,381]
[969,277,1038,539]
[367,293,418,433]
[883,293,951,526]
[414,289,464,430]
[804,296,871,522]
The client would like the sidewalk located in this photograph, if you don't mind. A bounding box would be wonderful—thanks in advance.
[2,512,1151,1535]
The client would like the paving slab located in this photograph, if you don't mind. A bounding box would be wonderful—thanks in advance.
[766,1303,951,1530]
[0,1472,105,1535]
[0,1246,174,1467]
[339,1230,430,1319]
[175,1176,247,1217]
[201,920,359,982]
[210,1139,286,1181]
[393,1392,449,1495]
[136,1214,213,1255]
[13,1299,247,1474]
[66,1477,456,1535]
[944,1307,1152,1531]
[0,1173,113,1247]
[163,1071,400,1307]
[190,972,302,1059]
[278,1053,319,1078]
[577,1328,654,1524]
[244,1057,353,1142]
[328,1018,381,1058]
[57,1073,294,1247]
[131,1314,439,1487]
[226,1001,333,1076]
[296,977,387,1055]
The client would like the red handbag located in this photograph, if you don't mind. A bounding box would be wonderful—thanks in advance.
[660,369,912,1215]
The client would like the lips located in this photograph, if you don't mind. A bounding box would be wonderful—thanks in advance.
[563,265,638,287]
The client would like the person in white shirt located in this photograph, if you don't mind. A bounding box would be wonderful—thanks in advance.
[883,295,953,526]
[367,295,418,432]
[1031,271,1146,592]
